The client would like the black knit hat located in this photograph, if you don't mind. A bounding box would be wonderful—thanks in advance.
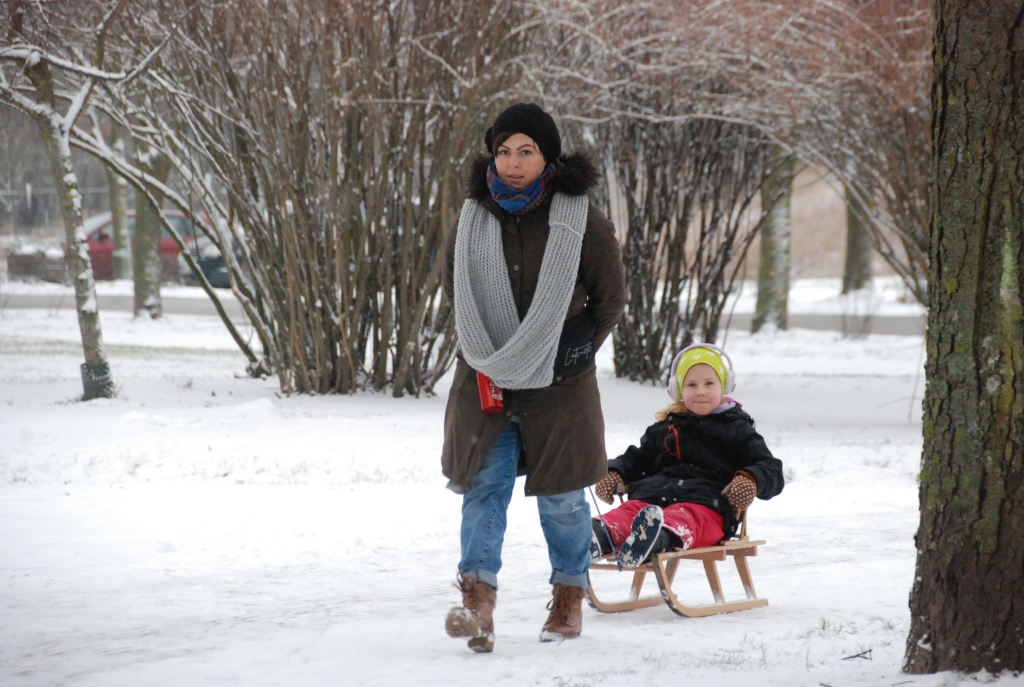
[484,103,561,163]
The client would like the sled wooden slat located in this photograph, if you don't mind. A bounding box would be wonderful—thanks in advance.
[586,510,769,618]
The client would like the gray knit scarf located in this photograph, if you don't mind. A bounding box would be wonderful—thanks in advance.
[453,192,589,389]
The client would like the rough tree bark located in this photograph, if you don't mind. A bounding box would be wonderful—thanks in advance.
[904,0,1024,674]
[752,150,793,333]
[841,183,872,294]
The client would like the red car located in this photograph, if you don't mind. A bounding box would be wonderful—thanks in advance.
[82,209,202,281]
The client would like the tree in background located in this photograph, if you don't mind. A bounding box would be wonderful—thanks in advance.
[1,0,940,395]
[841,182,872,294]
[0,107,49,230]
[131,145,169,319]
[106,0,530,395]
[693,0,931,304]
[752,150,794,333]
[784,0,932,305]
[526,0,779,383]
[103,120,131,280]
[905,0,1024,674]
[0,0,130,399]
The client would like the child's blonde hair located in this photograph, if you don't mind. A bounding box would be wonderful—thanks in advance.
[655,401,688,422]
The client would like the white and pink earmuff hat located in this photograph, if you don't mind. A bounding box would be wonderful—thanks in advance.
[667,343,737,402]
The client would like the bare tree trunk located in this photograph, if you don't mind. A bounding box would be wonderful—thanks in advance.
[132,150,169,319]
[22,67,114,399]
[106,123,131,280]
[752,150,793,333]
[42,129,114,398]
[841,183,872,294]
[904,0,1024,674]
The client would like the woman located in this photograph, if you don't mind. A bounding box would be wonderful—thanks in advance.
[441,103,626,652]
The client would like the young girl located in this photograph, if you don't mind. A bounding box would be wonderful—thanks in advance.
[592,344,784,567]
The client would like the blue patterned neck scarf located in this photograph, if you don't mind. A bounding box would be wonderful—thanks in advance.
[487,162,556,216]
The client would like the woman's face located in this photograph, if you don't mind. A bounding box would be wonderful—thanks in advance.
[494,133,547,190]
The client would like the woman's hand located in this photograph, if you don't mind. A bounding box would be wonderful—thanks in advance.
[721,471,757,511]
[595,471,626,505]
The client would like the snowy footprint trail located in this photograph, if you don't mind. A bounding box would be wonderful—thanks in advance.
[1,308,1019,686]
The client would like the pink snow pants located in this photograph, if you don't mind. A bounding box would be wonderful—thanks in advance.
[596,500,725,551]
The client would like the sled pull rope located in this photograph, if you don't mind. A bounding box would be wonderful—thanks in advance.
[588,485,622,571]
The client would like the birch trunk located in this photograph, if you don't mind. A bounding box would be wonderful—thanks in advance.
[41,127,110,373]
[13,53,114,399]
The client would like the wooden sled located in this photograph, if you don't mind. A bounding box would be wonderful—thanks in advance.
[586,509,768,618]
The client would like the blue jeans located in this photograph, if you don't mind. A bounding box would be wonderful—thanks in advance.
[459,422,592,591]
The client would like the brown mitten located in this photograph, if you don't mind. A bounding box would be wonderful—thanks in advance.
[721,471,757,511]
[594,471,626,505]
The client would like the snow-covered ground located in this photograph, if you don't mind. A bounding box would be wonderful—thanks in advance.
[0,293,1017,687]
[0,278,233,301]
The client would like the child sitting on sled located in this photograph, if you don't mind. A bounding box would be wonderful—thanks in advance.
[591,344,784,567]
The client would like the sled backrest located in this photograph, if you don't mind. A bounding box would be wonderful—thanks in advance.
[737,509,748,540]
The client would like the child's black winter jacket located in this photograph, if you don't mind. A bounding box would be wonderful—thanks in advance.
[606,406,784,538]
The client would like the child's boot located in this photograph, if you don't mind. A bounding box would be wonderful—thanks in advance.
[617,505,666,567]
[590,520,612,561]
[539,584,585,641]
[445,573,496,652]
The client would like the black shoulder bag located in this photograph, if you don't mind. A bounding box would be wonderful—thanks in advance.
[553,310,597,380]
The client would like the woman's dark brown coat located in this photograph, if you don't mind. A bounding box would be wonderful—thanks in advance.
[441,153,627,497]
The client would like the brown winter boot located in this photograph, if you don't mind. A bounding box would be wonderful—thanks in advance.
[445,573,497,653]
[539,584,585,642]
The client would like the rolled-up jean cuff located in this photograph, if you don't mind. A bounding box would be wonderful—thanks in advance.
[550,569,590,589]
[462,568,499,590]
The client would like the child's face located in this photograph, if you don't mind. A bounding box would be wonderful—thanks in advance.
[681,363,724,416]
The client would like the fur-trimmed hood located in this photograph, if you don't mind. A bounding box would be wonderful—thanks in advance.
[466,151,600,202]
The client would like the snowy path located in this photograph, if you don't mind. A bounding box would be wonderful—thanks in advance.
[1,276,928,334]
[1,307,1017,686]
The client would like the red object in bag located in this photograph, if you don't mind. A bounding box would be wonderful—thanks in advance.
[476,371,505,415]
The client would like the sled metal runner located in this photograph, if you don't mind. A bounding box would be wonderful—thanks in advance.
[586,511,768,617]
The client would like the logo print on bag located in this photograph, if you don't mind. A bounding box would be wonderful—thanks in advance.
[563,341,593,367]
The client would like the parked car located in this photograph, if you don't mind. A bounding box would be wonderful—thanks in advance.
[81,209,204,282]
[5,210,221,286]
[178,236,232,289]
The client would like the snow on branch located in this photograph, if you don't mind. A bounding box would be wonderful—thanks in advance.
[0,46,127,81]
